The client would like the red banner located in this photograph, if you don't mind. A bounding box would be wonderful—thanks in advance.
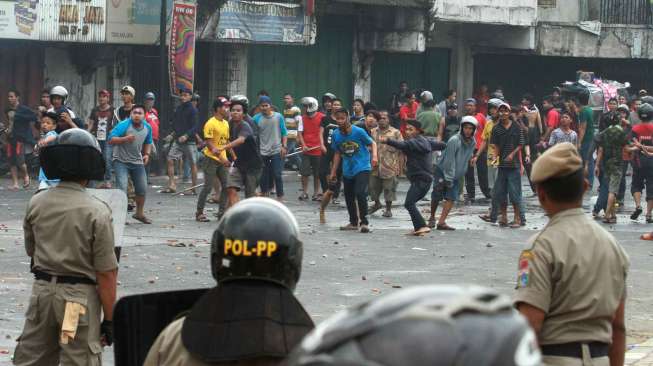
[169,2,196,96]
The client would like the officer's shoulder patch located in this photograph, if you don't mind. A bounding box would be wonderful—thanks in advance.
[516,250,533,289]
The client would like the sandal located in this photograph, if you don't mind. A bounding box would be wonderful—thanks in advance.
[23,179,30,189]
[427,218,436,228]
[299,193,309,201]
[160,187,176,194]
[186,190,198,196]
[132,214,152,224]
[382,210,392,218]
[312,194,323,202]
[436,223,455,231]
[509,221,522,229]
[640,232,653,240]
[414,227,431,236]
[369,202,382,215]
[479,214,494,223]
[603,217,617,224]
[207,198,219,204]
[195,213,210,222]
[499,221,509,228]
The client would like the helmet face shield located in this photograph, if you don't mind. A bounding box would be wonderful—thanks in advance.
[40,128,105,181]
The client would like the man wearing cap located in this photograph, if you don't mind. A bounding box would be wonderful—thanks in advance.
[514,142,629,366]
[164,88,200,193]
[463,98,489,201]
[88,89,116,187]
[144,92,161,177]
[253,95,288,201]
[117,85,135,121]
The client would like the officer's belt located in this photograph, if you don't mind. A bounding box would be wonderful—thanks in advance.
[541,342,609,358]
[34,270,96,285]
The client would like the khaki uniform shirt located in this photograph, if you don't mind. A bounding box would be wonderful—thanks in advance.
[144,317,213,366]
[514,208,629,345]
[23,181,118,280]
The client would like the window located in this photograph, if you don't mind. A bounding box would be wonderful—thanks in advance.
[538,0,556,7]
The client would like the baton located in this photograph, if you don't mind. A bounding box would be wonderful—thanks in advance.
[172,183,205,196]
[286,146,320,158]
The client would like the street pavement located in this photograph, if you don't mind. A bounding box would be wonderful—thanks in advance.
[1,172,653,364]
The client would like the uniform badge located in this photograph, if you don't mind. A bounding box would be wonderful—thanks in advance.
[517,250,533,288]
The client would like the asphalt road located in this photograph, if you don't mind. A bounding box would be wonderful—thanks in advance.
[1,172,652,364]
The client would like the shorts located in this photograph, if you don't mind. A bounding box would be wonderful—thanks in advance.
[631,166,653,200]
[369,175,398,202]
[167,141,197,163]
[227,167,261,198]
[431,167,459,202]
[300,155,321,177]
[114,160,147,197]
[6,141,25,166]
[606,170,623,194]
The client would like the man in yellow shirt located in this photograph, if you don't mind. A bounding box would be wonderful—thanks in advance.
[196,97,231,222]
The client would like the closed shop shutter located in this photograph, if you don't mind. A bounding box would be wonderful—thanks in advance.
[0,41,44,114]
[371,48,450,110]
[247,17,354,109]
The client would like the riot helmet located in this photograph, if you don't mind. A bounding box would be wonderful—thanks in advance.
[40,128,105,181]
[288,285,541,366]
[639,103,653,122]
[192,93,201,103]
[211,197,303,290]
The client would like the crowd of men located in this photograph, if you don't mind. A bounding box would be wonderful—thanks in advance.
[3,81,653,237]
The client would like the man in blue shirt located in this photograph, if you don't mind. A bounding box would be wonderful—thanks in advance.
[109,105,153,224]
[253,96,288,200]
[329,107,378,233]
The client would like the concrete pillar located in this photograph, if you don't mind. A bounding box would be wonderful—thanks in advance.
[449,26,474,101]
[207,43,248,98]
[353,32,373,102]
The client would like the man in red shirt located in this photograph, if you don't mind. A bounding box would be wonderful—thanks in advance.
[144,92,160,176]
[541,96,560,144]
[473,84,490,117]
[399,91,419,137]
[463,98,489,200]
[298,97,325,201]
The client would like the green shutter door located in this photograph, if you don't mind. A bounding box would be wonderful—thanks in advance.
[247,18,353,109]
[371,48,450,109]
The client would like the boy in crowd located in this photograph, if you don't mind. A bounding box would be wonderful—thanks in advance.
[87,89,115,187]
[297,97,325,201]
[109,105,153,224]
[36,111,60,190]
[381,120,445,235]
[329,108,378,233]
[427,116,477,230]
[548,111,578,147]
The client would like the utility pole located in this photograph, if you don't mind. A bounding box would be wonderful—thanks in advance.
[160,0,167,131]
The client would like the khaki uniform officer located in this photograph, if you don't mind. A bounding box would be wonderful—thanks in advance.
[514,142,630,366]
[14,129,118,366]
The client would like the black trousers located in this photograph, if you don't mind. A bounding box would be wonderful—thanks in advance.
[465,150,490,199]
[404,178,431,230]
[343,171,370,226]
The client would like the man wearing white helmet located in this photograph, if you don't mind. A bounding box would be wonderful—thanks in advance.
[297,97,325,201]
[427,115,477,230]
[48,86,82,132]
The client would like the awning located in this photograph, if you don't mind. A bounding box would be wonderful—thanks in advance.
[333,0,430,8]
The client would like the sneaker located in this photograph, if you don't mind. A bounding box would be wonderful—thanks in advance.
[340,224,359,231]
[332,198,341,205]
[631,207,643,220]
[360,225,370,233]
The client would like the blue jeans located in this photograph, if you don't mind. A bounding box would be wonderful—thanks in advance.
[581,143,595,189]
[490,167,523,221]
[114,160,147,197]
[285,139,301,169]
[594,170,609,214]
[98,140,113,182]
[260,153,284,197]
